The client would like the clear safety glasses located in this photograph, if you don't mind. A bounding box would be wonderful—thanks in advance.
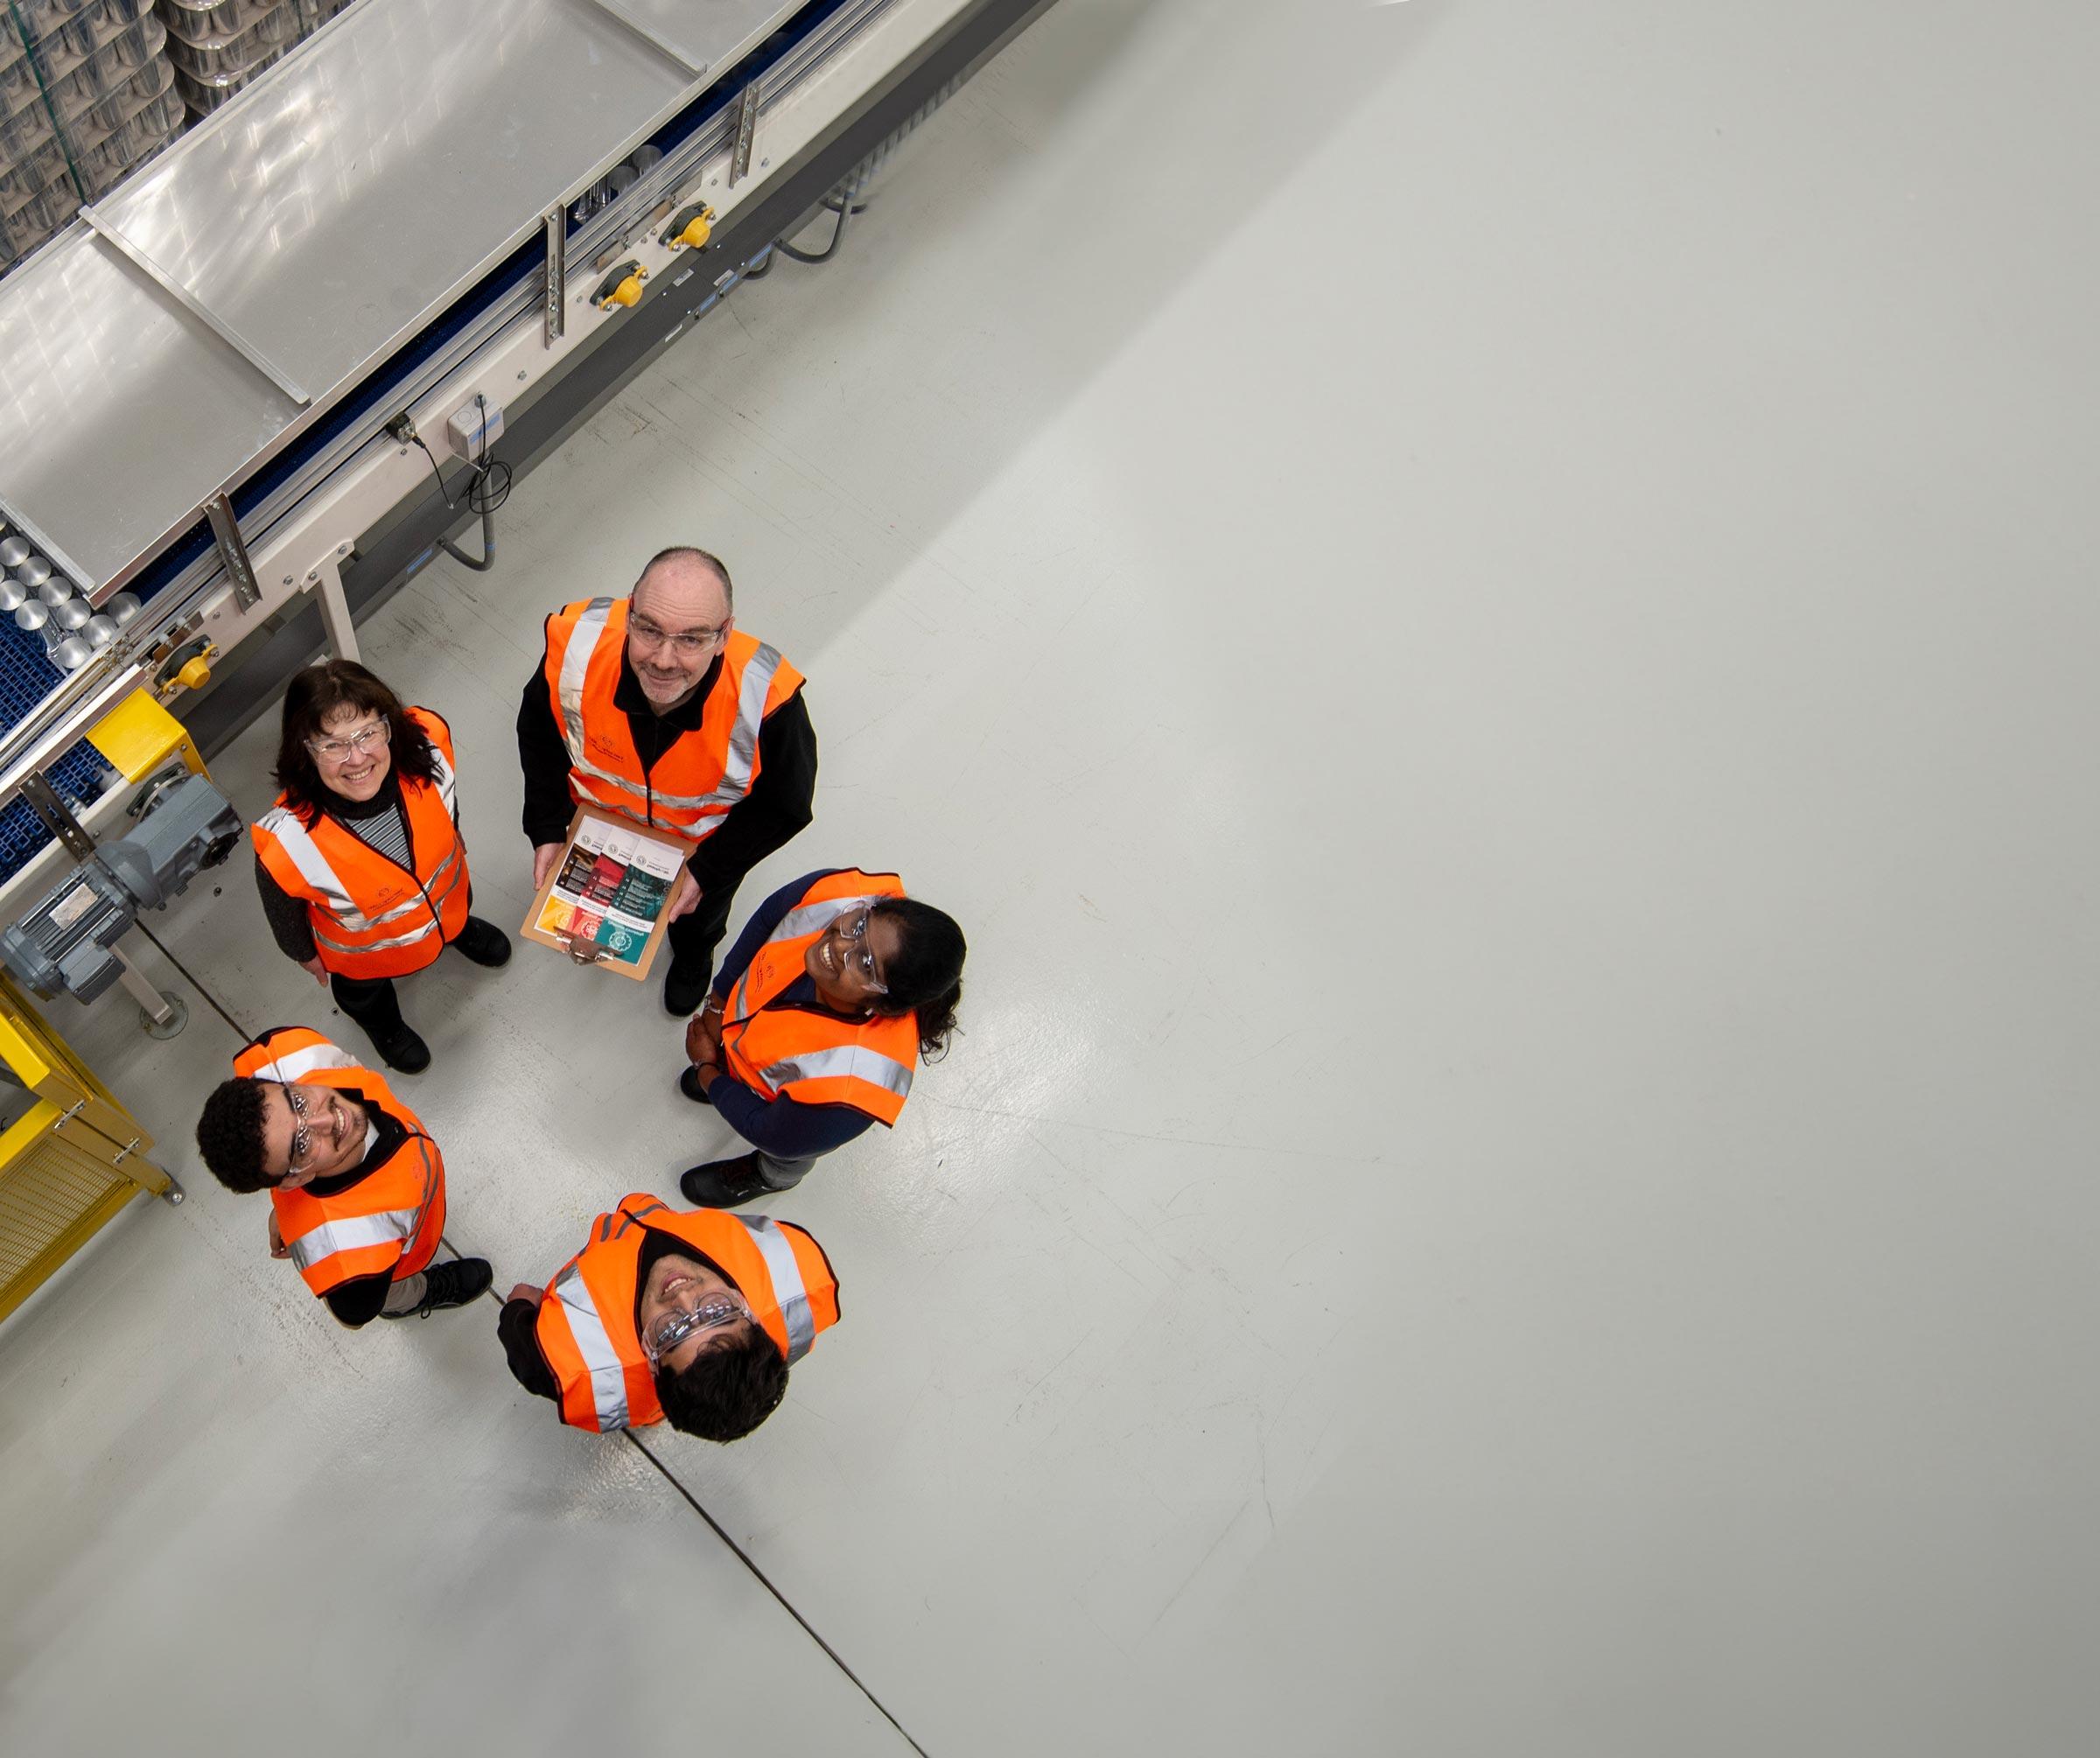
[641,1293,751,1364]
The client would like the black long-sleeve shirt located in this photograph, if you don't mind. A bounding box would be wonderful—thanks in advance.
[500,1228,728,1402]
[515,635,816,896]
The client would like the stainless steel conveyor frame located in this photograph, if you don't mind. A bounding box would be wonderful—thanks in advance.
[0,0,1056,923]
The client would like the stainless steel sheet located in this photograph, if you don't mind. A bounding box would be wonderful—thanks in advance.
[0,235,300,589]
[585,0,797,76]
[88,0,712,402]
[0,0,802,590]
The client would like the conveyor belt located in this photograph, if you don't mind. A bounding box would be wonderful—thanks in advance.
[0,0,802,598]
[0,0,872,882]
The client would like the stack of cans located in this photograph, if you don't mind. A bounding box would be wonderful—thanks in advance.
[0,531,140,675]
[161,0,349,118]
[0,0,185,271]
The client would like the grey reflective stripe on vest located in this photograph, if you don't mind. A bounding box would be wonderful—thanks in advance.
[286,1207,421,1272]
[262,816,460,935]
[566,758,725,815]
[555,597,616,765]
[552,1261,631,1432]
[430,742,458,817]
[309,846,466,954]
[257,808,357,917]
[254,1038,360,1081]
[757,1043,914,1101]
[738,1215,815,1364]
[702,643,784,807]
[312,918,442,956]
[356,845,463,928]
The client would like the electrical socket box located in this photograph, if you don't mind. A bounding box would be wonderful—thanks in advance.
[445,398,505,461]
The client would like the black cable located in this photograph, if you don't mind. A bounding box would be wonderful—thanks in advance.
[620,1428,932,1758]
[774,198,854,265]
[129,918,253,1042]
[411,396,508,571]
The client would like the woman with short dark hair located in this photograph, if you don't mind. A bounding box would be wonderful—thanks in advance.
[251,660,510,1072]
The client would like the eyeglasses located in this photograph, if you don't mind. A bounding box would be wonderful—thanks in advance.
[642,1292,750,1363]
[831,907,888,993]
[307,721,391,762]
[281,1082,314,1171]
[628,612,729,657]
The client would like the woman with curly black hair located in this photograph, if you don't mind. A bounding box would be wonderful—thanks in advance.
[251,660,511,1072]
[676,867,966,1207]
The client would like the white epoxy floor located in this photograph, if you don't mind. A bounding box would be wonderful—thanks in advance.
[4,2,2097,1752]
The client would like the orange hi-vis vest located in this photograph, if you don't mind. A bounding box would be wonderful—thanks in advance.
[234,1027,447,1298]
[533,1193,839,1432]
[721,869,919,1126]
[541,597,804,840]
[250,707,471,980]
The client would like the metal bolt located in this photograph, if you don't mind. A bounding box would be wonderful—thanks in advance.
[516,370,528,382]
[282,574,293,585]
[336,541,348,555]
[397,446,408,456]
[760,158,769,169]
[305,569,318,582]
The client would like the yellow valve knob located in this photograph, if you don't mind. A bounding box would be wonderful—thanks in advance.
[659,204,716,251]
[598,273,645,310]
[176,655,213,692]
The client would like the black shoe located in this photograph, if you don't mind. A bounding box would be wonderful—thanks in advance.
[662,958,711,1018]
[368,1020,430,1075]
[451,915,512,968]
[678,1066,714,1105]
[382,1257,493,1319]
[680,1153,771,1209]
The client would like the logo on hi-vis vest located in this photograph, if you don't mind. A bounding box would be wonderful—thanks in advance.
[585,732,626,761]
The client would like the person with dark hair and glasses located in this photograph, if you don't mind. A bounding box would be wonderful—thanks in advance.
[676,867,967,1208]
[516,546,817,1018]
[193,1026,491,1327]
[252,659,511,1074]
[498,1192,838,1439]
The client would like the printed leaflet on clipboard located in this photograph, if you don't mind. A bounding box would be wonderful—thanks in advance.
[521,809,694,981]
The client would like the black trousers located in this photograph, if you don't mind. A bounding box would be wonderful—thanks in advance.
[663,873,745,983]
[330,901,479,1039]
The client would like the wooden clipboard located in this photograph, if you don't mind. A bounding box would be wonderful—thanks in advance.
[519,808,695,982]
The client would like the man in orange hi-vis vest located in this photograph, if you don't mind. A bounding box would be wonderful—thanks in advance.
[516,545,816,1018]
[498,1193,838,1439]
[194,1027,492,1327]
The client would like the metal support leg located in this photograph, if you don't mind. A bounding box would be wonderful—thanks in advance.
[312,559,360,662]
[110,945,188,1039]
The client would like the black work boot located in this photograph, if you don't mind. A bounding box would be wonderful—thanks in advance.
[680,1153,770,1209]
[450,916,513,968]
[367,1020,431,1075]
[677,1066,713,1105]
[382,1257,494,1319]
[662,957,711,1018]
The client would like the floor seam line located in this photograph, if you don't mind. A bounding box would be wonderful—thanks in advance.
[439,1242,928,1754]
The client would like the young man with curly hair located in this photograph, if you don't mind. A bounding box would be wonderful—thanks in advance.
[193,1026,492,1327]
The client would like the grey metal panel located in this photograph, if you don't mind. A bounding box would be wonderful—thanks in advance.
[87,0,704,408]
[0,0,803,592]
[585,0,801,75]
[0,235,301,591]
